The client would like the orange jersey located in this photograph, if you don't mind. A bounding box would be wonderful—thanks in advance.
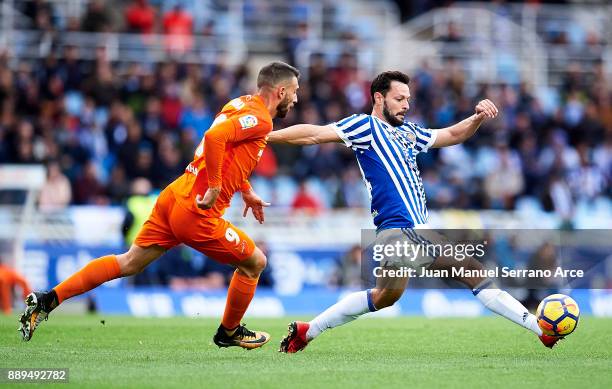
[169,95,272,217]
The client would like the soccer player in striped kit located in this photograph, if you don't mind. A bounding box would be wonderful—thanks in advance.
[269,71,560,352]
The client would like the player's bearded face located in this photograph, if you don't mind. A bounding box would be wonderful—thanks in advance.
[275,93,292,118]
[275,78,299,119]
[382,99,406,127]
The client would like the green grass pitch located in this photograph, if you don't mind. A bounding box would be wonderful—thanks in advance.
[1,314,611,388]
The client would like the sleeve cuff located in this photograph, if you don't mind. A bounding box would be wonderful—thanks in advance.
[422,129,438,152]
[207,180,222,188]
[331,123,352,148]
[240,180,252,192]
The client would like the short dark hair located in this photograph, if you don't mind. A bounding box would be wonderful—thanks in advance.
[257,61,300,88]
[370,71,410,102]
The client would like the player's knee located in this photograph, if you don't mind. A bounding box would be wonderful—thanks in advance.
[237,249,267,279]
[454,258,485,288]
[371,288,402,309]
[254,253,267,274]
[117,252,145,276]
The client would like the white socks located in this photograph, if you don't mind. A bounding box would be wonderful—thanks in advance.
[306,290,376,340]
[473,279,542,336]
[305,281,542,341]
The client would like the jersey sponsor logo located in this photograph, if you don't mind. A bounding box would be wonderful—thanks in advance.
[229,98,245,110]
[238,115,258,129]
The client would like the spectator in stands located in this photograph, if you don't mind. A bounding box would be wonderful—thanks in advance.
[283,22,309,66]
[86,62,118,107]
[130,146,155,182]
[543,171,574,229]
[125,0,157,35]
[568,143,606,202]
[336,167,369,208]
[121,63,145,113]
[81,0,112,33]
[335,244,362,288]
[330,53,358,97]
[484,143,525,209]
[118,120,148,178]
[22,0,57,30]
[122,177,156,246]
[179,93,213,140]
[160,85,183,130]
[162,5,194,53]
[152,133,184,188]
[140,97,164,141]
[105,102,132,153]
[291,181,322,214]
[343,68,370,112]
[106,165,131,205]
[58,46,86,92]
[254,148,278,179]
[73,160,106,205]
[39,159,71,212]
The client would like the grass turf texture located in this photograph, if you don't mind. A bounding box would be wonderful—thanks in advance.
[1,315,611,388]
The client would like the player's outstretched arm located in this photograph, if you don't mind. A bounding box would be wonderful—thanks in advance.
[268,124,342,145]
[432,99,498,148]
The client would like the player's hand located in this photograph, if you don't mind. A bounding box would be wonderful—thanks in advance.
[242,189,270,224]
[475,99,498,120]
[195,186,221,210]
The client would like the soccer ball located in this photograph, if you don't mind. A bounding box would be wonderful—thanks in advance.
[536,294,580,337]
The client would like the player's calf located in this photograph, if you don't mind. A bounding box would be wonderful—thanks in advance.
[215,248,269,350]
[369,287,404,309]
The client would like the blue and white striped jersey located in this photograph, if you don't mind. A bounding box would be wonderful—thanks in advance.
[332,114,437,230]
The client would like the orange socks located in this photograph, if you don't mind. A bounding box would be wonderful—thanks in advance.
[53,255,259,327]
[221,270,259,330]
[53,255,121,304]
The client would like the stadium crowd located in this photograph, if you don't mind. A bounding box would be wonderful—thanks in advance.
[0,0,608,220]
[0,0,609,289]
[1,49,608,217]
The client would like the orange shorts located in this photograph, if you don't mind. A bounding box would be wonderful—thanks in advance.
[134,187,255,264]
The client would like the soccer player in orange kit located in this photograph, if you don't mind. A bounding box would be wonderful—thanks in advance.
[18,62,300,349]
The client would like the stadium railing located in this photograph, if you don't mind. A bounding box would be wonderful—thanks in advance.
[4,201,610,248]
[0,0,396,67]
[3,29,246,65]
[380,2,611,87]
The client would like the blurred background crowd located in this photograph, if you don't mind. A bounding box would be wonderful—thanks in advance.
[1,1,609,217]
[0,0,609,290]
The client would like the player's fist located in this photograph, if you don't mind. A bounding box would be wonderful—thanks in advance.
[475,99,498,119]
[196,187,221,210]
